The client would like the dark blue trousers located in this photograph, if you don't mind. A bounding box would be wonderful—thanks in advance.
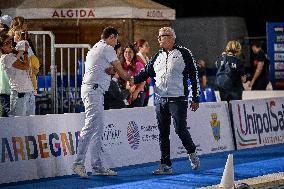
[155,98,196,167]
[0,94,10,117]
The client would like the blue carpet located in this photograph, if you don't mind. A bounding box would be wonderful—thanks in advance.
[1,144,284,189]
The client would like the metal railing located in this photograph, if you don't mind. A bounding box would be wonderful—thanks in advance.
[54,44,91,113]
[29,31,57,113]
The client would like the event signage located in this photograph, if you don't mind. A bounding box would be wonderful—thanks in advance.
[171,102,235,157]
[230,97,284,150]
[52,9,95,18]
[267,22,284,89]
[14,8,175,20]
[0,104,233,184]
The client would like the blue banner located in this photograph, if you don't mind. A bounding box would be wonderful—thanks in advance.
[267,22,284,89]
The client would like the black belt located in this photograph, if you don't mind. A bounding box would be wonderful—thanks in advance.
[156,96,187,103]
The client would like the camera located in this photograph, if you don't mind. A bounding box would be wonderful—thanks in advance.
[20,31,28,40]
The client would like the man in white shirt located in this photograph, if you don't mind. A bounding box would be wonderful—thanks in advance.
[72,26,131,178]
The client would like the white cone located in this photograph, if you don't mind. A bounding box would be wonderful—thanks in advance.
[219,154,234,188]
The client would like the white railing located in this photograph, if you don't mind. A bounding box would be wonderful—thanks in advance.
[54,44,91,113]
[29,31,57,113]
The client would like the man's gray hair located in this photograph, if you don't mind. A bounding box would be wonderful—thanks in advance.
[159,27,176,39]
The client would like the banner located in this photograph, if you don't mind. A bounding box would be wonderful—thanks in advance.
[0,103,233,184]
[14,8,175,20]
[267,22,284,89]
[171,102,235,157]
[230,97,284,150]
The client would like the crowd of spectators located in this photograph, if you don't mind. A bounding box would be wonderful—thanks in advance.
[0,14,39,117]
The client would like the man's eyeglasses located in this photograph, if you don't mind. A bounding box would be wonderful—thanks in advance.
[158,34,171,40]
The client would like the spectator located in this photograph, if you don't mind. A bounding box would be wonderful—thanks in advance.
[0,34,35,116]
[104,72,131,110]
[215,40,246,102]
[196,59,207,89]
[134,39,151,106]
[0,15,12,34]
[122,44,145,107]
[248,41,270,90]
[9,16,40,92]
[0,16,12,117]
[13,29,40,92]
[114,42,123,61]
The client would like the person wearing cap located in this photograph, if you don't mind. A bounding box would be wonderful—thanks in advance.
[0,14,12,33]
[130,27,201,174]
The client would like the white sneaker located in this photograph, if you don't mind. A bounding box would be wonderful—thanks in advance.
[72,164,88,178]
[92,167,118,176]
[152,164,173,175]
[189,152,200,170]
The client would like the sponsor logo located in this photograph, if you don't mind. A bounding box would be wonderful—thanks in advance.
[209,113,228,152]
[210,113,220,141]
[1,131,80,163]
[102,124,122,150]
[236,100,284,147]
[274,26,284,32]
[52,9,95,19]
[274,53,284,61]
[140,125,159,142]
[127,121,140,150]
[274,35,284,43]
[147,10,164,18]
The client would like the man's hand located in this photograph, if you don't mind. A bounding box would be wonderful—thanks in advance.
[105,66,116,75]
[248,81,254,89]
[131,90,139,101]
[190,102,199,112]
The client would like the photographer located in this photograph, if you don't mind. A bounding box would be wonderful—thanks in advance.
[0,34,35,116]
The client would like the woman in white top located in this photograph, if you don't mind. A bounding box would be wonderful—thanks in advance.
[0,34,35,116]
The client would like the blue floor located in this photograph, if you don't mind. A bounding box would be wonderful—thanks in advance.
[1,144,284,189]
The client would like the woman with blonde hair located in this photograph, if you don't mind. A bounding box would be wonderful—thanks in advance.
[9,16,40,92]
[215,40,246,102]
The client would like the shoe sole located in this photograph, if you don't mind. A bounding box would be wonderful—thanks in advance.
[92,173,118,176]
[152,171,173,175]
[72,167,88,178]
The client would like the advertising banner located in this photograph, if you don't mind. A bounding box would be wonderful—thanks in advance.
[15,8,175,20]
[230,97,284,150]
[0,103,233,184]
[171,102,235,157]
[267,22,284,89]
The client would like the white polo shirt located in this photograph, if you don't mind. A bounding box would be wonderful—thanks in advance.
[82,40,118,92]
[0,53,34,93]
